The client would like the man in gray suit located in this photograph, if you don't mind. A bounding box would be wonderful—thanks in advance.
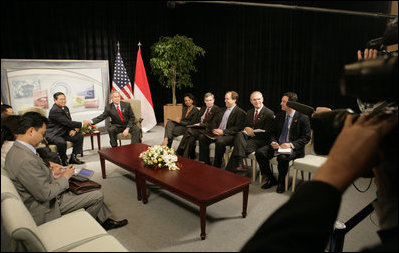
[91,90,141,147]
[5,112,128,230]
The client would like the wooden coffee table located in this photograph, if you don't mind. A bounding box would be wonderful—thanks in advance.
[98,143,251,240]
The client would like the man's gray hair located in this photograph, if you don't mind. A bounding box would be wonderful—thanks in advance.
[204,92,214,99]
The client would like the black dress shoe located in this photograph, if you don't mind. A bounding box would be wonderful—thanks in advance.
[261,179,277,189]
[69,154,85,164]
[61,159,69,166]
[276,183,285,193]
[101,218,128,231]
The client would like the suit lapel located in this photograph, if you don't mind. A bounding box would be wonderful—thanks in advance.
[63,106,71,120]
[290,111,299,129]
[226,106,237,126]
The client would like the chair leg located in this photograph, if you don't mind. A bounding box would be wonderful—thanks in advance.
[285,171,289,192]
[292,169,298,192]
[119,140,122,146]
[251,160,256,182]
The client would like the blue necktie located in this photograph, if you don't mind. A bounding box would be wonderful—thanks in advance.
[279,115,290,144]
[218,108,231,130]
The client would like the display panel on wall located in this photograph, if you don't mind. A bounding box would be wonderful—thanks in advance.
[1,59,110,128]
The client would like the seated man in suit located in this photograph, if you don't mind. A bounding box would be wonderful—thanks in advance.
[176,92,220,158]
[198,91,246,168]
[5,112,128,230]
[225,91,274,172]
[45,92,91,166]
[90,90,141,147]
[255,92,311,193]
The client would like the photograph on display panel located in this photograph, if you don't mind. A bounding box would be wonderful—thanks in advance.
[1,59,110,128]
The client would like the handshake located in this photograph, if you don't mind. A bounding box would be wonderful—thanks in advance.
[82,120,92,128]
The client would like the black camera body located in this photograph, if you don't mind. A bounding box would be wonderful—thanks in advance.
[313,17,397,156]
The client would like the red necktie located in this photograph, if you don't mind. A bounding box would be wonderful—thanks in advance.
[117,105,124,122]
[254,109,259,123]
[202,107,210,123]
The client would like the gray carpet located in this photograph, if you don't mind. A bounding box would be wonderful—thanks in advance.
[1,124,381,251]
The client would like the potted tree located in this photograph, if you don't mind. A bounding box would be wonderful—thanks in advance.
[150,34,205,125]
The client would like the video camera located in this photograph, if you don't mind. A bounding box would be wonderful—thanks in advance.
[287,17,398,157]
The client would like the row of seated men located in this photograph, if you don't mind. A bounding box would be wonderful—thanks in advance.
[161,90,311,193]
[2,88,310,194]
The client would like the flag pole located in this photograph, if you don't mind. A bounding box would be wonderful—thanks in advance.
[138,41,142,48]
[117,41,120,50]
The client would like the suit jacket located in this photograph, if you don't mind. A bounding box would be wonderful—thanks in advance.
[214,105,247,136]
[195,105,221,130]
[91,101,136,129]
[46,104,82,140]
[178,106,200,126]
[244,106,274,140]
[5,141,69,225]
[271,110,311,158]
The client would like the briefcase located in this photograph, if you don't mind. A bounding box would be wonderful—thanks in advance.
[69,178,101,195]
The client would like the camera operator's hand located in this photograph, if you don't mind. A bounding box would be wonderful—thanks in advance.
[357,48,378,61]
[313,111,397,193]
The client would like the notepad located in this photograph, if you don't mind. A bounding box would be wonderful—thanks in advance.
[277,148,292,154]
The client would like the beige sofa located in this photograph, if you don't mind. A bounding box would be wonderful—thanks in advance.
[1,171,128,252]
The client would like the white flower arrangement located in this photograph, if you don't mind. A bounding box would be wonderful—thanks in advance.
[139,145,180,171]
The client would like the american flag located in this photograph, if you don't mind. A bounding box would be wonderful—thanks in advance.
[112,49,134,100]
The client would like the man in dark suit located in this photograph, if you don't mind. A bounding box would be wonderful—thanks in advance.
[255,92,311,193]
[198,91,246,168]
[90,90,141,147]
[46,92,91,166]
[176,92,220,158]
[225,91,274,172]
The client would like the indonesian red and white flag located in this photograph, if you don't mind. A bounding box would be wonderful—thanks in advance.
[112,48,134,100]
[134,47,157,132]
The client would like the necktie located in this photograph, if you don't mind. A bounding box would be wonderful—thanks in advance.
[254,109,259,123]
[202,107,210,123]
[218,108,231,130]
[116,105,124,123]
[278,115,290,144]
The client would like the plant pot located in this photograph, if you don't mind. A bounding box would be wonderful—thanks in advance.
[163,104,183,127]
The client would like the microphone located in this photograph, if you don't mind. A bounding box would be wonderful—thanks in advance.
[286,101,315,116]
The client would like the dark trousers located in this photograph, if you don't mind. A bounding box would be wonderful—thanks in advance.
[176,128,201,158]
[225,132,265,171]
[198,133,235,168]
[48,132,84,162]
[255,145,296,183]
[108,124,141,147]
[164,120,187,147]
